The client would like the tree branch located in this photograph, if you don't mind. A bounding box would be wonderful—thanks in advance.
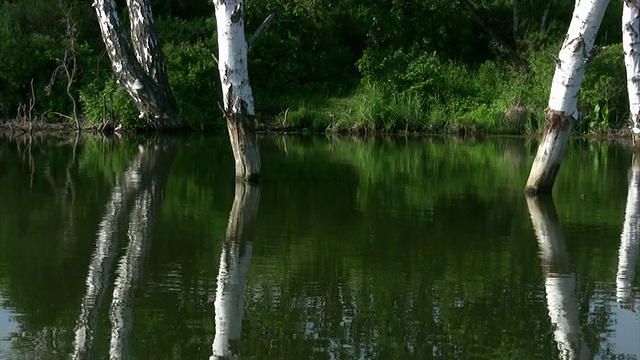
[248,12,277,52]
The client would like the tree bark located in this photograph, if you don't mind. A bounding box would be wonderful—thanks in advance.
[525,0,610,195]
[616,154,640,309]
[213,0,261,181]
[623,0,640,144]
[526,195,589,360]
[93,0,185,130]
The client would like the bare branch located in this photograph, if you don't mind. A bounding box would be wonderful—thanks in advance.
[248,12,277,52]
[541,0,553,33]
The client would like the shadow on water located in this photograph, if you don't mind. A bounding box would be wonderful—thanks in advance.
[211,183,260,360]
[71,137,179,359]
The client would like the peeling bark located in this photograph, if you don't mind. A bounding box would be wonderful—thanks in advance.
[212,183,260,359]
[214,0,261,181]
[624,0,640,144]
[525,0,610,194]
[93,0,184,130]
[526,195,589,360]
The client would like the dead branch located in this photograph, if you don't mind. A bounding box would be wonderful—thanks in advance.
[248,12,277,52]
[46,1,80,130]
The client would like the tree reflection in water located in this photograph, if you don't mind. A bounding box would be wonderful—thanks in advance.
[527,195,589,360]
[211,183,260,360]
[71,138,178,359]
[616,154,640,309]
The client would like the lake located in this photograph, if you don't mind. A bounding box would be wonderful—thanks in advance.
[0,133,638,359]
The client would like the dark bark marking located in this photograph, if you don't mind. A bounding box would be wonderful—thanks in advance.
[231,4,242,23]
[545,108,575,133]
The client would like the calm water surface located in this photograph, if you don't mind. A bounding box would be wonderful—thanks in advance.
[0,134,638,359]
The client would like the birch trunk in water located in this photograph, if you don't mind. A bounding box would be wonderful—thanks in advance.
[525,0,609,194]
[212,183,260,359]
[93,0,184,129]
[617,154,640,309]
[623,0,640,143]
[213,0,261,181]
[526,196,589,360]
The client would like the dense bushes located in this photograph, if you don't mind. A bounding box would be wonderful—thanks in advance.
[0,0,632,134]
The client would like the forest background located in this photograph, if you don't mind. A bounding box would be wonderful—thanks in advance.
[0,0,629,135]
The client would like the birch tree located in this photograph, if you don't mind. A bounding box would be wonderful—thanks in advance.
[93,0,185,130]
[525,0,610,194]
[213,0,261,181]
[624,0,640,143]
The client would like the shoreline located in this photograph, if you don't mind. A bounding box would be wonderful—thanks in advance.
[0,118,634,139]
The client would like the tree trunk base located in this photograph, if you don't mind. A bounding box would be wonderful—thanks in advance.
[227,114,260,182]
[632,131,640,148]
[525,110,575,195]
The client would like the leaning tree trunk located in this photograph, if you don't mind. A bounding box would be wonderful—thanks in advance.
[214,0,261,182]
[525,0,610,195]
[624,0,640,144]
[93,0,184,130]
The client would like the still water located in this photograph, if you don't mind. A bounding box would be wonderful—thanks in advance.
[0,134,638,359]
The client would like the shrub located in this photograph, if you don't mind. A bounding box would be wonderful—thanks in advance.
[579,43,626,133]
[79,76,141,127]
[163,41,222,129]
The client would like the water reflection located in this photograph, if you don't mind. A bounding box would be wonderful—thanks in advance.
[617,154,640,309]
[526,195,589,360]
[211,183,260,359]
[1,135,639,358]
[72,138,178,359]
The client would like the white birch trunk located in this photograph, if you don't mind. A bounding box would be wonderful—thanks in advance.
[213,0,261,181]
[211,183,260,359]
[617,154,640,309]
[526,196,589,360]
[92,0,184,129]
[525,0,610,194]
[624,0,640,143]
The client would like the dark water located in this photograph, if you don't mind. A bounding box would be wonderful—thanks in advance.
[0,134,638,359]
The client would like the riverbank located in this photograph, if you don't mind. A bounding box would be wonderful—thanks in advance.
[2,113,632,140]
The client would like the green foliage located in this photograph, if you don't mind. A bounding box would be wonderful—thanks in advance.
[0,0,99,121]
[0,0,630,135]
[155,16,216,46]
[579,44,627,134]
[163,41,222,129]
[339,80,426,133]
[79,76,141,127]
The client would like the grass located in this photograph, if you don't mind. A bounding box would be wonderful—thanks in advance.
[253,44,627,137]
[262,80,545,136]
